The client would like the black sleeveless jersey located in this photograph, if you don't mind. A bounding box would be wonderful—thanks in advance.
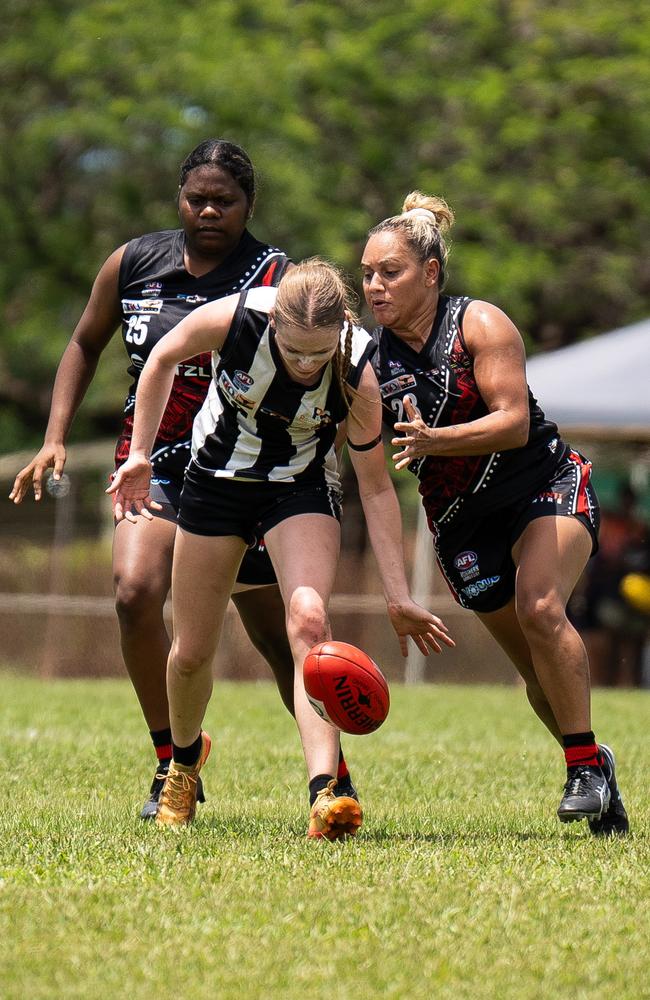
[372,295,566,526]
[115,229,289,482]
[191,286,376,486]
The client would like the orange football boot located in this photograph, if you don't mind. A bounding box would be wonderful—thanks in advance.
[308,778,363,840]
[156,731,212,828]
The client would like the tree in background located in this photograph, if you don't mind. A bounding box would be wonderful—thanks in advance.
[1,0,649,449]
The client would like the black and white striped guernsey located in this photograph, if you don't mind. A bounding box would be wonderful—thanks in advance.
[190,286,376,486]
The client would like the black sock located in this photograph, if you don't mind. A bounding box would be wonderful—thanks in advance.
[173,734,203,767]
[309,773,335,806]
[150,727,173,765]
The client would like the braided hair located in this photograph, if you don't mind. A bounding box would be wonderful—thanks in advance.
[178,139,256,216]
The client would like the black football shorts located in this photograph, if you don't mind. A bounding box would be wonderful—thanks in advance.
[432,449,600,613]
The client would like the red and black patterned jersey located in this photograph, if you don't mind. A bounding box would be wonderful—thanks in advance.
[115,228,290,482]
[372,295,566,527]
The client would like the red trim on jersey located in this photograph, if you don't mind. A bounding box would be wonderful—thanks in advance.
[568,449,592,516]
[262,261,278,286]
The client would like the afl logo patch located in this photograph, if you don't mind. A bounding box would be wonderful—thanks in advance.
[454,550,477,571]
[233,370,254,390]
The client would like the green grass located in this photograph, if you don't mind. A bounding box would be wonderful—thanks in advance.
[1,675,648,1000]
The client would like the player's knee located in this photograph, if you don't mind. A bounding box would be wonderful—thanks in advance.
[286,588,329,648]
[169,640,211,680]
[516,591,566,639]
[114,576,164,625]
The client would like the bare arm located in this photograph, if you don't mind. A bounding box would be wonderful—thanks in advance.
[348,364,454,656]
[9,246,126,502]
[392,301,530,470]
[107,294,239,521]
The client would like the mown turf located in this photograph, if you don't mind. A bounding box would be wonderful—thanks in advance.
[1,675,648,1000]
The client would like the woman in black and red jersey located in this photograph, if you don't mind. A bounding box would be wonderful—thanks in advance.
[9,139,357,818]
[361,193,628,835]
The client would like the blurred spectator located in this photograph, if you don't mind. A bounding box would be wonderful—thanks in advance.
[571,483,650,686]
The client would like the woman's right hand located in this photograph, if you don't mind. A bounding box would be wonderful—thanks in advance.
[106,453,159,522]
[9,443,67,503]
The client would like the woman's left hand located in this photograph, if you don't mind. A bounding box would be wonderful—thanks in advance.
[392,397,436,470]
[387,598,456,657]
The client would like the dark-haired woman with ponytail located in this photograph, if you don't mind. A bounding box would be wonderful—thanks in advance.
[362,193,628,836]
[109,258,454,837]
[10,140,357,821]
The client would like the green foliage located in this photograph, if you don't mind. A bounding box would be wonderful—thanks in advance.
[1,0,649,449]
[1,677,648,999]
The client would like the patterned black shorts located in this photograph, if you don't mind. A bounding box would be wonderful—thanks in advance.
[432,449,600,613]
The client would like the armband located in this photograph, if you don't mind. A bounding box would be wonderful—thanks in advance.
[347,434,382,452]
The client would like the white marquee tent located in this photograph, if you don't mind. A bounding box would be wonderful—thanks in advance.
[525,317,650,440]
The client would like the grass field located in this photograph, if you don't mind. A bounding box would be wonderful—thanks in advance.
[1,674,648,1000]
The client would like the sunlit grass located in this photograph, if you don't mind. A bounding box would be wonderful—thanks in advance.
[1,676,648,999]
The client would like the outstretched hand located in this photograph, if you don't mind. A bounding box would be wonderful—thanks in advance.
[387,598,456,657]
[106,454,161,522]
[392,397,435,470]
[9,443,66,503]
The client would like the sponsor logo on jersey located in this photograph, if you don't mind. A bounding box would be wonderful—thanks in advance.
[291,406,333,429]
[454,550,478,571]
[177,362,211,379]
[388,360,404,373]
[548,437,558,453]
[461,576,501,599]
[379,373,418,397]
[311,406,332,426]
[233,370,254,390]
[176,294,208,304]
[455,549,480,582]
[130,353,145,370]
[142,282,163,297]
[122,298,163,315]
[218,370,254,412]
[533,490,565,504]
[258,406,290,424]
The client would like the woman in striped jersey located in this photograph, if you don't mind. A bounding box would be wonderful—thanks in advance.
[109,259,454,838]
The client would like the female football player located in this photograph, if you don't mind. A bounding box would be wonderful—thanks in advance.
[9,140,359,820]
[360,193,628,835]
[109,259,454,838]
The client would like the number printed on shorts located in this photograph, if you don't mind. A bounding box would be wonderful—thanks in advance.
[125,315,151,345]
[391,393,420,422]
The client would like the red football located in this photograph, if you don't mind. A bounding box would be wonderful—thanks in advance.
[303,641,390,735]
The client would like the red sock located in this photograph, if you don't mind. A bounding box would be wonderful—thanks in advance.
[337,755,350,780]
[150,727,173,763]
[563,731,600,768]
[155,743,173,763]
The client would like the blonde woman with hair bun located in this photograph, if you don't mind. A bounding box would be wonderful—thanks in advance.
[109,258,454,839]
[361,194,628,836]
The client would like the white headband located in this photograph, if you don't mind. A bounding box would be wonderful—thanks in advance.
[402,208,437,222]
